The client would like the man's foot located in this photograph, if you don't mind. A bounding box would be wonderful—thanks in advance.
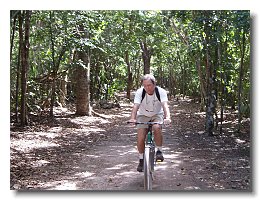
[156,150,164,162]
[137,159,144,172]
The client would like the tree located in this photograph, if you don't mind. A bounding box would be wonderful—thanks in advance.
[9,10,250,133]
[18,10,32,126]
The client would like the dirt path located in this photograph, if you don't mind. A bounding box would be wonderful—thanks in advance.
[72,124,208,191]
[10,98,251,191]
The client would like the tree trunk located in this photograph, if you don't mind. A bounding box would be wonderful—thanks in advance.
[10,14,17,62]
[15,28,21,123]
[218,40,224,134]
[49,11,56,117]
[14,11,22,123]
[74,51,91,116]
[59,74,67,107]
[139,39,152,74]
[169,65,176,98]
[196,58,206,111]
[19,10,31,126]
[204,20,215,136]
[205,54,213,135]
[125,51,132,99]
[237,29,246,133]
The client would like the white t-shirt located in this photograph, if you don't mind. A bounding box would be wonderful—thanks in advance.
[134,86,168,117]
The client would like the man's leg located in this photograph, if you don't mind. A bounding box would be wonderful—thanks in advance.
[136,128,148,172]
[136,115,150,172]
[152,115,164,161]
[137,128,147,155]
[153,124,163,147]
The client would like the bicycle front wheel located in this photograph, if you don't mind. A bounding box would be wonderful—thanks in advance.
[144,146,153,190]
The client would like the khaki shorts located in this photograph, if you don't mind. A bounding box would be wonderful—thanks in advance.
[136,114,164,129]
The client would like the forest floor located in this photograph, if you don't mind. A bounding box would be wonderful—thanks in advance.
[10,94,251,191]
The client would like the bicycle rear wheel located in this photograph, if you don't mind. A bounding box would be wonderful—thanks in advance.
[144,146,153,190]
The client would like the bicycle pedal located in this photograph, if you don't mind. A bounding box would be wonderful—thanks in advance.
[156,158,164,162]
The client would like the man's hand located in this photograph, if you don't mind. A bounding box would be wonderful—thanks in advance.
[164,118,171,126]
[128,119,137,123]
[127,119,137,126]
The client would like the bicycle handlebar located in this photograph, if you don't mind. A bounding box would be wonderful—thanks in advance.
[127,121,163,125]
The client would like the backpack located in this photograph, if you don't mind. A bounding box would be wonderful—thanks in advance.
[141,86,161,103]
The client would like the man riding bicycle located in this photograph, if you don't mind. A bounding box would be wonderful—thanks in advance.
[129,74,171,172]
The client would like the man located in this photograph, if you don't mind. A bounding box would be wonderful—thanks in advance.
[129,74,171,172]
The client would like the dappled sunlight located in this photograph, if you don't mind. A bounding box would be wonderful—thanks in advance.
[184,186,201,190]
[116,171,136,177]
[53,181,77,190]
[11,137,60,153]
[106,164,128,170]
[35,178,79,190]
[53,107,73,115]
[120,112,131,118]
[70,116,110,125]
[10,95,250,190]
[85,154,100,158]
[155,164,168,170]
[54,182,77,190]
[154,151,183,171]
[47,127,63,133]
[194,111,206,116]
[164,151,182,160]
[30,159,50,167]
[83,127,106,133]
[75,171,94,178]
[235,138,246,144]
[107,145,137,156]
[119,148,136,155]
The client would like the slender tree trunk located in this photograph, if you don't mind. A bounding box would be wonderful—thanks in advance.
[237,29,246,133]
[14,11,20,122]
[204,18,215,136]
[10,14,17,62]
[169,65,176,98]
[59,74,67,107]
[196,58,206,111]
[19,10,31,126]
[15,44,21,123]
[218,40,224,134]
[11,11,19,121]
[179,56,185,99]
[125,51,132,99]
[205,60,214,135]
[49,11,56,117]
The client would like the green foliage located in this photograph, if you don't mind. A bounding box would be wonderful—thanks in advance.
[10,10,250,118]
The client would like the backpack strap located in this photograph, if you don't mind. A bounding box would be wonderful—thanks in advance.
[141,88,146,103]
[155,86,161,102]
[141,86,161,103]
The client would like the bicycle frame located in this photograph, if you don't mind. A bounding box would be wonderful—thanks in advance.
[127,121,163,190]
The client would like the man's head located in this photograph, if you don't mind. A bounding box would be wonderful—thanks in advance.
[141,74,156,95]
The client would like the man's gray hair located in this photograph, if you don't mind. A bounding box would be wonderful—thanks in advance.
[141,74,156,84]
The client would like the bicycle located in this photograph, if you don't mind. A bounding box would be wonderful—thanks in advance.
[128,121,163,190]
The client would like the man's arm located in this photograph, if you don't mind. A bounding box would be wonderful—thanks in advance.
[162,101,171,124]
[129,103,140,122]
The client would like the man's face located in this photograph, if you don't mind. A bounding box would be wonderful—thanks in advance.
[143,79,155,95]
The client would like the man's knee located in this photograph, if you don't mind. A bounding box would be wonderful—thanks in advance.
[153,125,162,133]
[137,129,147,138]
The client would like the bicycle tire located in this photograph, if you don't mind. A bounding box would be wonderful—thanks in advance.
[150,145,155,171]
[144,146,153,190]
